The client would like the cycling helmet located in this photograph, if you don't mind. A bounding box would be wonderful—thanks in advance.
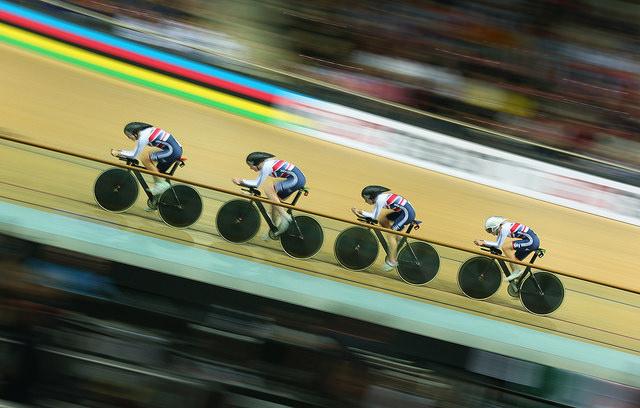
[361,185,390,200]
[124,122,153,138]
[484,216,506,234]
[246,151,275,166]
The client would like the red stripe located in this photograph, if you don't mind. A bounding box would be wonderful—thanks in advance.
[0,11,286,104]
[386,194,397,205]
[148,128,161,141]
[510,223,520,233]
[272,160,285,172]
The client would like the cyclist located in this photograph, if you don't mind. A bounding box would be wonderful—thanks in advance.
[232,152,306,236]
[352,185,416,271]
[111,122,183,197]
[474,216,541,282]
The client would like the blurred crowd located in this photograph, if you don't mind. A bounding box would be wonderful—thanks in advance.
[50,0,640,169]
[4,233,615,407]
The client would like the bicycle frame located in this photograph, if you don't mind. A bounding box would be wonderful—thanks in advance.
[247,188,306,234]
[370,221,419,261]
[122,157,184,201]
[489,247,546,294]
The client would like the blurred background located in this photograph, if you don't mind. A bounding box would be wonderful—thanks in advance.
[2,1,640,407]
[39,0,640,169]
[1,232,637,407]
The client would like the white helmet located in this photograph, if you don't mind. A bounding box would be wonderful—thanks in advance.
[484,216,506,234]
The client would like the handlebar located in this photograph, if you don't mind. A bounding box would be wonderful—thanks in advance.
[241,187,261,197]
[481,246,503,256]
[116,156,140,166]
[356,216,378,225]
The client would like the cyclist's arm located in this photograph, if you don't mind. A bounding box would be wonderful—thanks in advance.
[484,225,508,248]
[360,196,384,219]
[242,166,269,188]
[119,132,150,158]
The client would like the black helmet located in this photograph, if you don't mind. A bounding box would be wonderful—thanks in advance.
[246,151,275,166]
[124,122,152,137]
[361,185,390,200]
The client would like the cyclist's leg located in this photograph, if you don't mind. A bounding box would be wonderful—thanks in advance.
[141,149,161,174]
[385,205,414,264]
[138,150,165,196]
[264,182,289,226]
[504,235,536,280]
[272,169,305,233]
[153,140,181,175]
[147,145,179,195]
[501,241,521,273]
[379,214,397,264]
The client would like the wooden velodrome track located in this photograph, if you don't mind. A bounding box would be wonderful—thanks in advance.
[1,42,639,355]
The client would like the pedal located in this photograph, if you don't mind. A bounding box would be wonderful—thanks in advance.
[507,282,520,298]
[146,196,159,211]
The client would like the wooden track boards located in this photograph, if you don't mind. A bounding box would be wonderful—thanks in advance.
[1,42,638,354]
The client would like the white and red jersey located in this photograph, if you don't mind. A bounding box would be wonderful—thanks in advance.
[269,159,296,178]
[242,158,298,188]
[485,221,533,248]
[119,126,181,159]
[361,192,411,219]
[505,222,530,238]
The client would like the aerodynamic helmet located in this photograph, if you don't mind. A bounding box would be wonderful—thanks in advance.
[484,216,506,234]
[124,122,153,138]
[246,151,275,166]
[361,185,390,200]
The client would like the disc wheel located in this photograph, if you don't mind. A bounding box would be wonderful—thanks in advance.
[280,215,324,259]
[158,185,203,228]
[216,200,261,243]
[519,272,564,315]
[334,227,378,270]
[397,242,440,285]
[457,256,502,299]
[94,168,138,213]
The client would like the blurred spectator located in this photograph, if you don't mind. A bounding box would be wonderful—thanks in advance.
[0,235,63,403]
[0,232,637,406]
[49,0,640,170]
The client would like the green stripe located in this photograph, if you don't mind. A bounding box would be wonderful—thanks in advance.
[0,34,278,124]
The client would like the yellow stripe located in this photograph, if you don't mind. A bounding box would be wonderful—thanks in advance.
[0,22,308,125]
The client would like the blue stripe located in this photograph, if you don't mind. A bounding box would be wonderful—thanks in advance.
[0,0,304,99]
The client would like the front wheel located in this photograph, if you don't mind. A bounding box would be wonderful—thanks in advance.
[216,199,261,243]
[396,242,440,285]
[334,227,378,270]
[280,215,324,259]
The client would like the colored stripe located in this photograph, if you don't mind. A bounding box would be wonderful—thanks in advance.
[0,9,278,104]
[148,127,161,142]
[0,22,308,126]
[272,160,287,176]
[0,0,302,100]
